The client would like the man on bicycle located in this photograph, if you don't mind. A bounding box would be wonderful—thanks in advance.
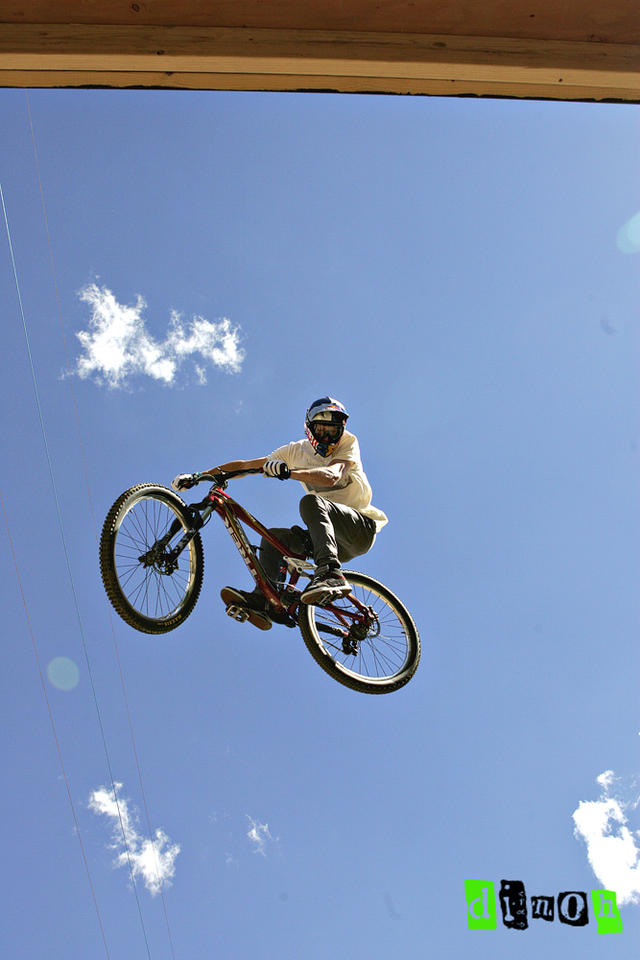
[172,397,387,631]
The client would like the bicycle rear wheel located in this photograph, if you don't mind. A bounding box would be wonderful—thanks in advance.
[100,483,204,634]
[298,571,420,694]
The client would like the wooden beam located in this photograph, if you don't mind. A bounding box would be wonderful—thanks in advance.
[4,70,639,103]
[0,24,638,100]
[5,2,640,45]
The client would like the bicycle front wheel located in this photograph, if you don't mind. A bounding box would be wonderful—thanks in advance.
[298,571,420,694]
[100,483,204,634]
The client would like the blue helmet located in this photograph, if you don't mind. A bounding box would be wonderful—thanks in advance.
[304,397,349,457]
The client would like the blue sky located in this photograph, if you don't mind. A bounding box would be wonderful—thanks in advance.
[1,88,639,958]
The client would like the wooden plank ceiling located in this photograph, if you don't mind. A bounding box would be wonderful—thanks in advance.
[1,1,639,101]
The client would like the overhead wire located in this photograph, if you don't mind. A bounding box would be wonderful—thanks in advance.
[0,489,112,960]
[2,178,153,960]
[24,90,178,960]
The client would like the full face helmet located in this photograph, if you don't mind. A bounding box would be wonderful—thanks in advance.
[304,397,349,457]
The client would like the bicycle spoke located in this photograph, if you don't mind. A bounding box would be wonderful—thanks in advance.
[112,494,197,621]
[100,483,205,635]
[307,576,413,682]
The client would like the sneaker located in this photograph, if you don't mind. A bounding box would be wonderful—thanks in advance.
[220,587,272,631]
[300,567,352,606]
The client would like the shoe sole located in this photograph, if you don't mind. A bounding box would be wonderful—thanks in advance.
[221,588,272,631]
[301,583,352,606]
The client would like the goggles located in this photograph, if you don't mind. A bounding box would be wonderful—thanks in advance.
[311,419,342,441]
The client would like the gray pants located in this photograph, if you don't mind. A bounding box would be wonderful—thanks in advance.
[258,493,377,589]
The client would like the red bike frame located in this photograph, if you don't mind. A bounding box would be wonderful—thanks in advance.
[206,484,306,611]
[196,476,373,633]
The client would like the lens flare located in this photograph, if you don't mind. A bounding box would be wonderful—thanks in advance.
[616,211,640,254]
[47,656,80,691]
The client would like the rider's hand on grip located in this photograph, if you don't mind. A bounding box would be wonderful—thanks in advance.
[262,459,290,480]
[171,473,199,491]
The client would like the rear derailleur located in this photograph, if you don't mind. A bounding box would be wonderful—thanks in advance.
[342,606,378,656]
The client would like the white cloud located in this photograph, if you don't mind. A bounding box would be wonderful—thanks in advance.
[572,771,640,905]
[596,770,616,792]
[89,781,180,896]
[246,815,277,857]
[74,284,244,387]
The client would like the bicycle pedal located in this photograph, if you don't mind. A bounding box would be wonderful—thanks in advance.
[225,603,249,623]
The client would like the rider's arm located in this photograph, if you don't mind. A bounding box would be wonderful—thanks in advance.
[290,460,352,490]
[203,457,268,475]
[199,458,352,487]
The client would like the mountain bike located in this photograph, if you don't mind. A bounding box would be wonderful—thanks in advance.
[100,469,420,694]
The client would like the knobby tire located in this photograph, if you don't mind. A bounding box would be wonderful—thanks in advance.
[298,571,420,694]
[100,483,204,634]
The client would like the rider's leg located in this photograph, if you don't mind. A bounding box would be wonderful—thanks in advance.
[298,495,377,570]
[298,495,377,604]
[222,525,311,627]
[253,524,312,594]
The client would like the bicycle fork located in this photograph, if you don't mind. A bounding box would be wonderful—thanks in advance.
[138,503,213,573]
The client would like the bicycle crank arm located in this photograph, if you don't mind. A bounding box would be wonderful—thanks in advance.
[316,623,348,640]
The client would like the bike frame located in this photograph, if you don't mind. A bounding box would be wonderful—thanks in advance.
[173,470,373,631]
[203,484,306,610]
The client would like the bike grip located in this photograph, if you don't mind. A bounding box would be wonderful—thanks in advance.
[263,460,290,480]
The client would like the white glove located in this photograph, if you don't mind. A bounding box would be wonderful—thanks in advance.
[171,473,199,491]
[262,459,290,480]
